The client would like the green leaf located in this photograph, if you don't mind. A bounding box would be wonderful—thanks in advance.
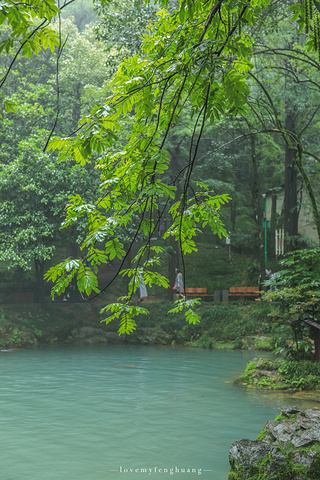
[4,100,16,113]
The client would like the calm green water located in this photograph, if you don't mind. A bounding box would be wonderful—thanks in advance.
[0,345,312,480]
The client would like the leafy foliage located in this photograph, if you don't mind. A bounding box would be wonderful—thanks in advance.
[279,359,320,390]
[265,248,320,360]
[237,357,320,390]
[265,248,320,314]
[46,0,271,333]
[100,302,149,334]
[0,0,112,98]
[2,0,320,336]
[0,134,99,273]
[95,0,157,68]
[0,15,111,292]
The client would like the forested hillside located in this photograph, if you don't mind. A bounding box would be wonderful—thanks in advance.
[0,0,320,335]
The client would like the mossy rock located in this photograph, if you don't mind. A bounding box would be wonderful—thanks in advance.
[235,358,320,391]
[229,408,320,480]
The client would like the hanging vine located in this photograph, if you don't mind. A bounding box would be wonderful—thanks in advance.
[301,0,320,59]
[314,11,320,59]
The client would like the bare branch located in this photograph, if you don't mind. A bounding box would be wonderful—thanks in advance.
[43,18,69,152]
[0,19,49,89]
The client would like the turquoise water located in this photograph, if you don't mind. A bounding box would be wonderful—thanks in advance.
[0,345,310,480]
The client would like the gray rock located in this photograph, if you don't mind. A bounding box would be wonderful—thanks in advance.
[229,440,287,479]
[264,410,320,447]
[228,407,320,480]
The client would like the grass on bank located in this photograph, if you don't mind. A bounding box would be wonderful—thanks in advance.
[235,357,320,391]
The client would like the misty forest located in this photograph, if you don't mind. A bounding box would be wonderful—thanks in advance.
[2,1,320,480]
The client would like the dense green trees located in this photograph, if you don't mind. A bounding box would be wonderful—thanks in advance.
[0,9,108,294]
[266,248,320,362]
[190,1,320,267]
[247,15,320,248]
[47,0,269,332]
[2,0,320,336]
[0,135,98,295]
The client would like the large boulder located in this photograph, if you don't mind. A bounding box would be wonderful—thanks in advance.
[228,407,320,480]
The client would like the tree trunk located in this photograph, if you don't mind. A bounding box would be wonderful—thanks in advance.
[34,258,45,302]
[284,107,298,252]
[230,201,236,233]
[270,194,277,230]
[296,148,320,245]
[270,194,277,258]
[250,133,266,282]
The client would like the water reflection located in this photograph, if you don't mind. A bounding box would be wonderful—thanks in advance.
[245,386,320,410]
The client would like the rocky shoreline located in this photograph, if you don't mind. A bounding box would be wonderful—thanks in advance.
[235,358,320,391]
[229,407,320,480]
[0,302,276,350]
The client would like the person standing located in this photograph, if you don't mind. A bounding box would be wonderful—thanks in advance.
[257,268,271,301]
[269,269,277,291]
[138,273,148,302]
[174,268,184,300]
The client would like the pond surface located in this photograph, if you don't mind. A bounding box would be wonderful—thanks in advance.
[0,345,317,480]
